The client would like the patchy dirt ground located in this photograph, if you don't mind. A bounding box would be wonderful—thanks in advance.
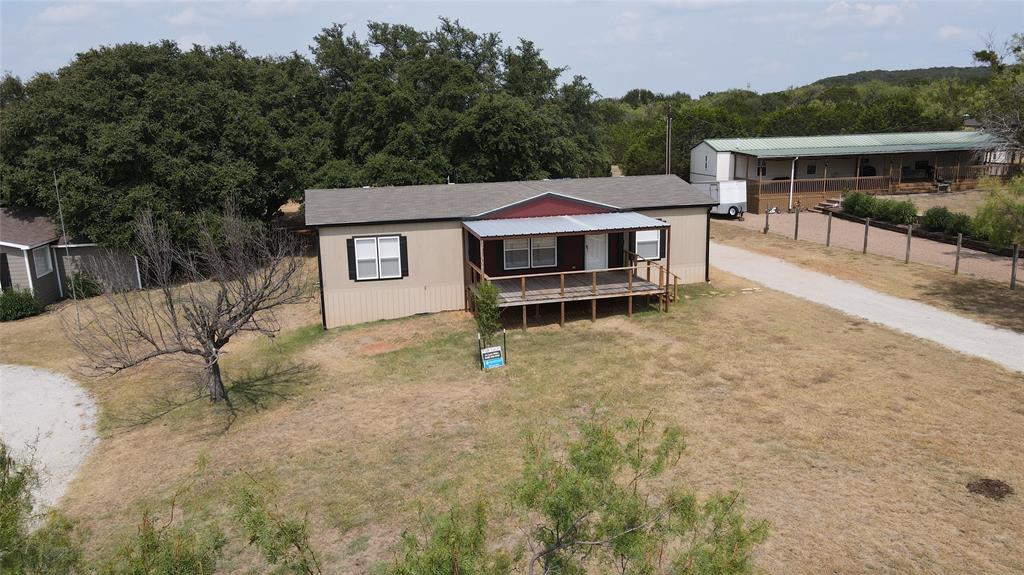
[1,269,1021,574]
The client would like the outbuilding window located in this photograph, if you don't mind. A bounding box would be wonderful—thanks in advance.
[32,246,53,278]
[756,160,767,177]
[635,230,661,260]
[806,164,817,175]
[503,239,530,270]
[351,235,405,281]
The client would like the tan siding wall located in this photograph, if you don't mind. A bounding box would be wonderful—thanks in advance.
[635,207,709,284]
[319,221,465,328]
[57,246,141,293]
[1,246,31,292]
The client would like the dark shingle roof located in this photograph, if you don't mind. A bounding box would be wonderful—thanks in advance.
[0,207,57,248]
[304,175,714,226]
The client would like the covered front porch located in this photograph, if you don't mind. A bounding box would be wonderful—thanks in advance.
[462,211,681,329]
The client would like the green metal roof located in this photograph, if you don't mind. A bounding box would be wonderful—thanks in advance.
[702,131,1001,159]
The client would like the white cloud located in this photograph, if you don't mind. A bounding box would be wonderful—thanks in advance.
[823,1,912,28]
[166,7,215,27]
[37,3,101,25]
[613,11,644,43]
[935,25,973,40]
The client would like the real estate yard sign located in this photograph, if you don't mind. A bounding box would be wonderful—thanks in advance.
[481,346,505,369]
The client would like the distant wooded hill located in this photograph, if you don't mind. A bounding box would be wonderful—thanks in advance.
[811,66,992,87]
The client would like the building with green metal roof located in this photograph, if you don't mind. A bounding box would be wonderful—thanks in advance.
[689,131,1016,213]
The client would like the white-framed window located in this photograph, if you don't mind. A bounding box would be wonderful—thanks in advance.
[353,235,403,281]
[377,236,402,279]
[503,238,530,270]
[635,230,661,260]
[756,159,767,177]
[32,246,53,277]
[530,237,557,268]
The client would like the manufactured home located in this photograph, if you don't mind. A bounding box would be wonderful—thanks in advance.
[690,131,1016,213]
[306,175,716,329]
[0,207,141,304]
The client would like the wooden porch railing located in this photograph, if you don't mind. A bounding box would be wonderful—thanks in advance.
[934,164,1021,181]
[465,251,682,328]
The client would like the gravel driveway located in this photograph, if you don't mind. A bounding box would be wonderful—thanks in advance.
[727,211,1022,283]
[711,243,1024,373]
[0,365,98,511]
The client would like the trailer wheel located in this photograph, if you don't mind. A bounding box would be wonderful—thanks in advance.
[728,206,739,217]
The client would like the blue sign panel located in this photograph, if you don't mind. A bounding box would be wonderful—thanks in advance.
[481,346,505,369]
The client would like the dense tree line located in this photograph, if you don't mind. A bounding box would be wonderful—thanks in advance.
[0,20,608,246]
[1,20,1014,246]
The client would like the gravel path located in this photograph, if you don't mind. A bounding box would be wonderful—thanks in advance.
[711,243,1024,373]
[0,365,98,511]
[727,211,1022,283]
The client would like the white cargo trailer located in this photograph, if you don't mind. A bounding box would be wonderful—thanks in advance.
[696,180,747,217]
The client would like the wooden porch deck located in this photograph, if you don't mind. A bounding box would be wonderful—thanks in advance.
[486,270,663,307]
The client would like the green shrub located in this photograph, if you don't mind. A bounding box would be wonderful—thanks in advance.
[0,289,44,322]
[871,199,918,225]
[945,212,973,236]
[921,206,953,231]
[473,282,501,346]
[841,192,875,218]
[67,272,102,298]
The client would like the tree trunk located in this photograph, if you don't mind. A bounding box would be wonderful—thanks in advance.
[207,360,227,402]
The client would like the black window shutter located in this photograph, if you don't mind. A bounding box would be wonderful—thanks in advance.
[400,236,409,277]
[500,240,505,272]
[346,238,356,280]
[659,229,667,259]
[627,232,635,256]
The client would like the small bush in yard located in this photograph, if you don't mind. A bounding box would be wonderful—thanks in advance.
[67,272,102,298]
[841,192,875,218]
[0,289,44,321]
[474,281,501,346]
[922,206,953,231]
[872,199,918,225]
[944,212,974,236]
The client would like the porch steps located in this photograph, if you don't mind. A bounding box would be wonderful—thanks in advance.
[810,198,842,213]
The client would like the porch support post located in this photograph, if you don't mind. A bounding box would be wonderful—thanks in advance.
[461,229,469,311]
[788,156,798,211]
[560,302,565,326]
[665,226,672,308]
[522,304,527,331]
[591,299,596,322]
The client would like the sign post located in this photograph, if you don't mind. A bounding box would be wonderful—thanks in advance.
[479,329,507,370]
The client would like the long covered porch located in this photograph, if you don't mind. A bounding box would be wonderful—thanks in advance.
[462,211,682,329]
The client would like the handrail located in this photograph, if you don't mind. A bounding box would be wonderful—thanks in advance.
[473,264,640,282]
[624,249,683,284]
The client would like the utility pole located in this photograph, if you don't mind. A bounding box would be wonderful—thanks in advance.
[664,105,674,175]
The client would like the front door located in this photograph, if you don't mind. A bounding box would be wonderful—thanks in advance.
[585,234,608,270]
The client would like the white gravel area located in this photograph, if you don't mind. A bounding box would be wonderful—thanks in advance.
[0,364,98,511]
[711,243,1024,373]
[727,211,1022,283]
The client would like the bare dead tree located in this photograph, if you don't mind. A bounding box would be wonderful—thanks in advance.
[66,204,310,403]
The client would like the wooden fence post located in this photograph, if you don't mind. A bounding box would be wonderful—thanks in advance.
[763,210,770,234]
[862,218,870,254]
[954,233,962,275]
[794,206,800,240]
[904,225,912,264]
[1011,243,1019,290]
[826,211,832,247]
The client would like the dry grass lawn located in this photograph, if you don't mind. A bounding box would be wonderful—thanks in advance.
[1,266,1022,574]
[712,220,1024,333]
[889,190,991,216]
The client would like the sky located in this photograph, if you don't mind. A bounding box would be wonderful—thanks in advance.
[1,1,1020,97]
